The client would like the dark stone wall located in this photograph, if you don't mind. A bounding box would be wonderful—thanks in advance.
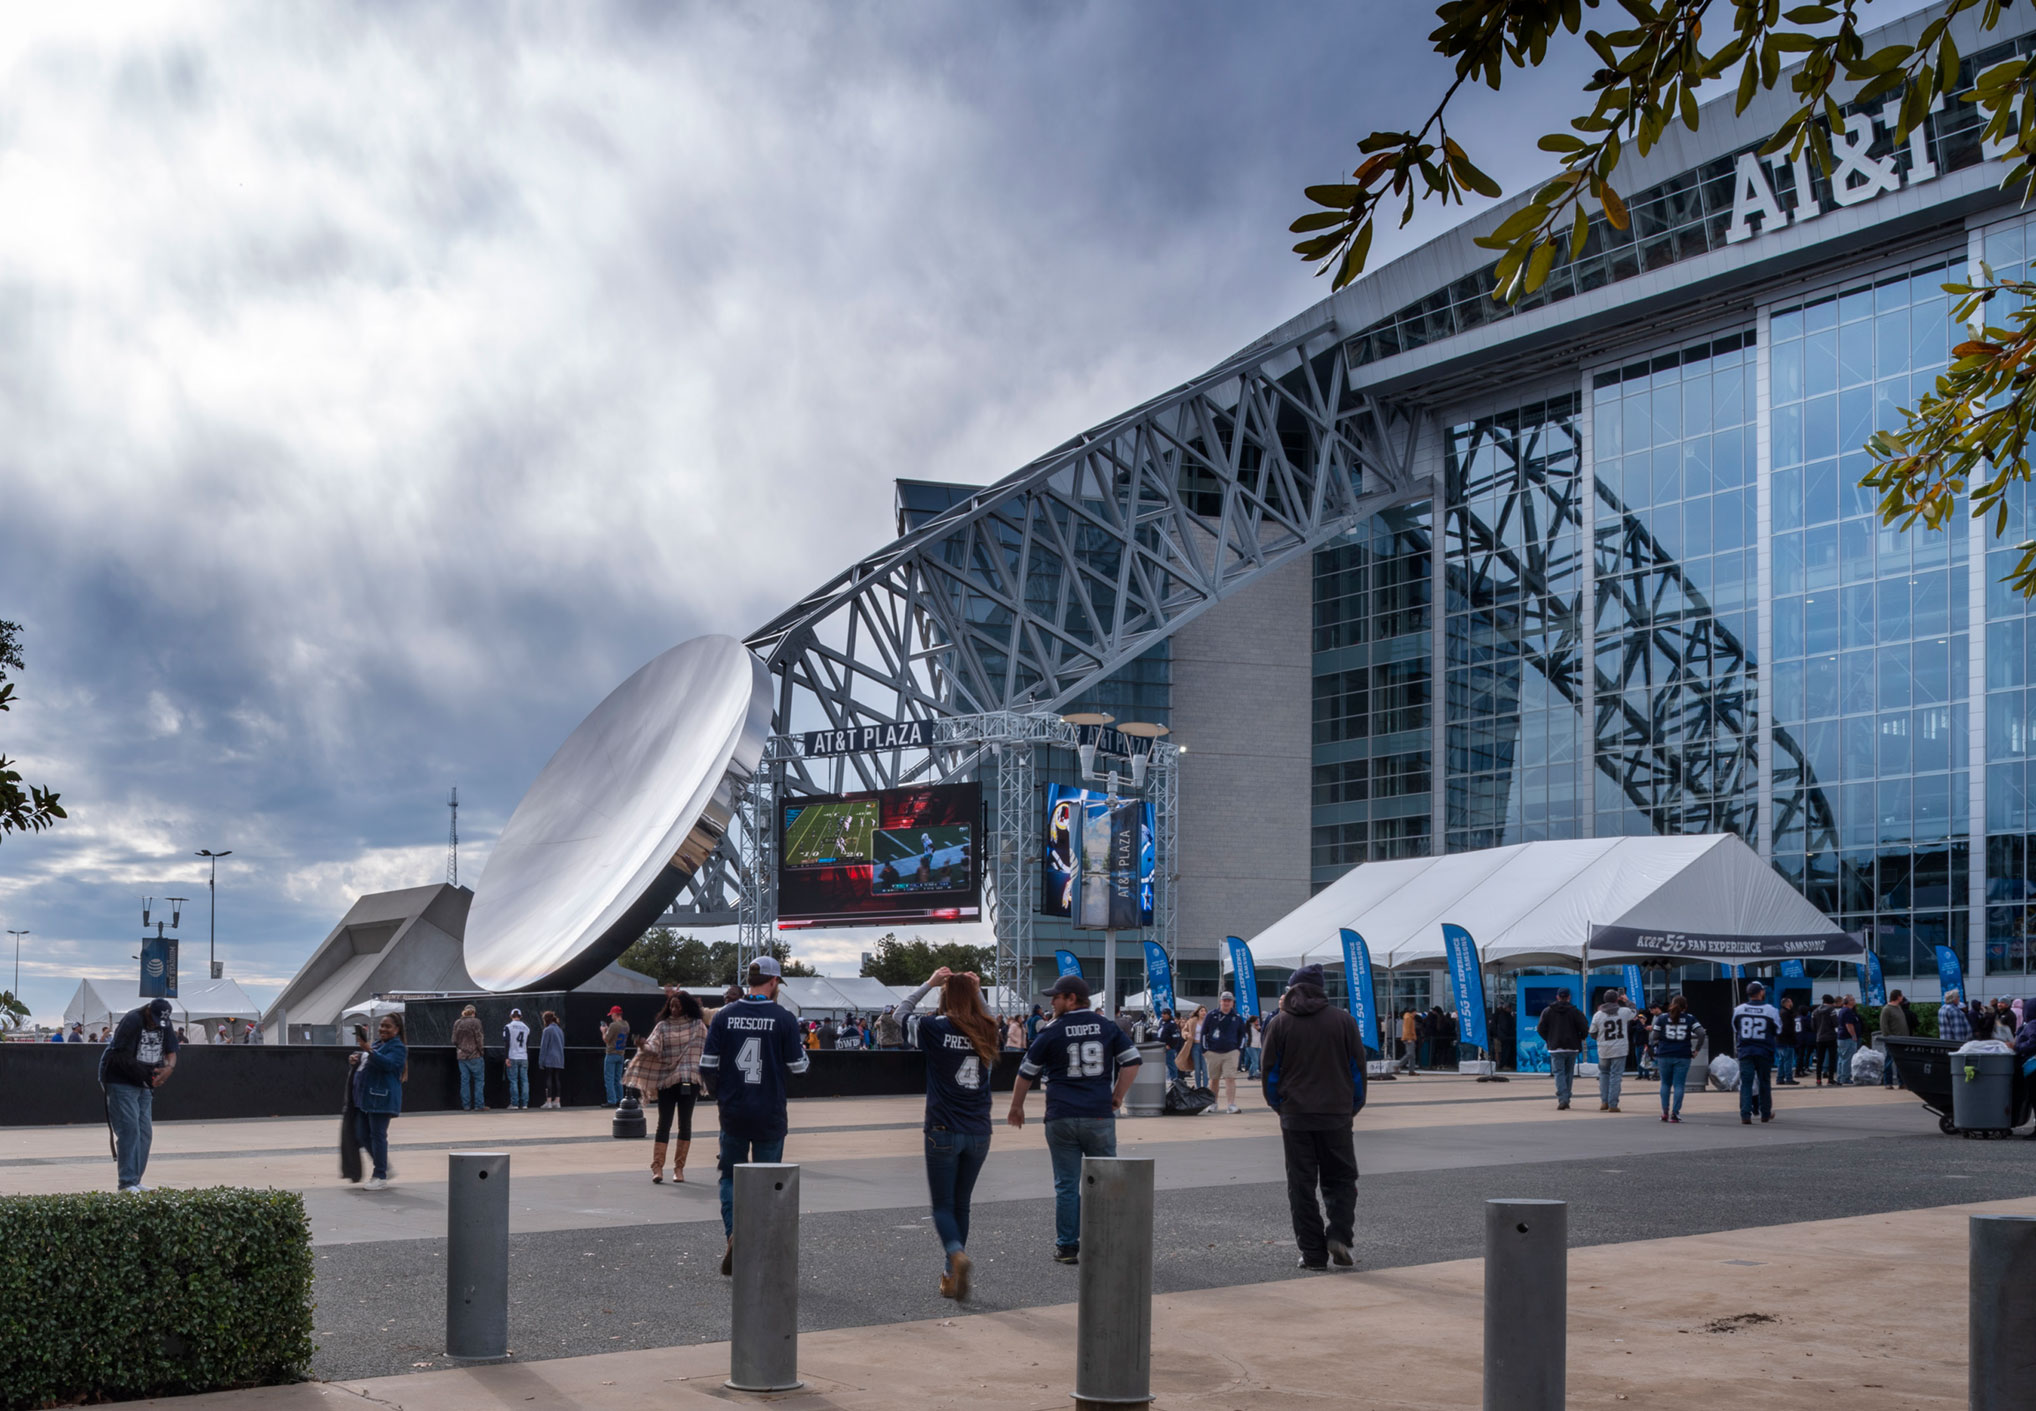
[0,1043,1020,1126]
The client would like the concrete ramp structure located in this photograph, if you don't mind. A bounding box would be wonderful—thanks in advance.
[264,883,475,1045]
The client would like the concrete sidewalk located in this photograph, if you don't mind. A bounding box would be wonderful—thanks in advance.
[109,1195,2032,1410]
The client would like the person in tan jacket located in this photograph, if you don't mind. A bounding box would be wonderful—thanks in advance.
[1398,1009,1420,1074]
[452,1005,486,1111]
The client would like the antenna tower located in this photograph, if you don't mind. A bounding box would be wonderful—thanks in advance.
[446,784,460,886]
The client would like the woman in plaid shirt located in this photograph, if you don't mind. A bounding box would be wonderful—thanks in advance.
[628,990,711,1184]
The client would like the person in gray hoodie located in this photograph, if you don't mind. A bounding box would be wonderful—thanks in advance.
[1260,963,1367,1271]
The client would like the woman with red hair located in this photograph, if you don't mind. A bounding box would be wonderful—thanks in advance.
[895,965,1000,1300]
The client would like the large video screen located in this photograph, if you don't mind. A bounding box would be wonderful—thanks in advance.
[1041,784,1154,929]
[777,781,982,928]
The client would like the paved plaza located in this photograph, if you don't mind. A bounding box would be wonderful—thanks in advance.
[7,1071,2033,1408]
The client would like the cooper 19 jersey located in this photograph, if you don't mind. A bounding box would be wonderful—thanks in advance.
[1019,1009,1140,1121]
[700,995,809,1142]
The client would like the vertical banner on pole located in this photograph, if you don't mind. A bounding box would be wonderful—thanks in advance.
[1142,941,1175,1016]
[1223,937,1259,1019]
[1055,949,1083,979]
[1933,944,1965,998]
[1620,964,1647,1007]
[1340,929,1378,1054]
[1854,949,1884,1006]
[139,936,178,999]
[1441,924,1490,1051]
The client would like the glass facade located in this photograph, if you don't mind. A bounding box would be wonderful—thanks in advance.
[1767,258,1968,979]
[1442,397,1588,851]
[1310,504,1434,887]
[1311,218,2036,994]
[1984,217,2036,977]
[1592,331,1760,843]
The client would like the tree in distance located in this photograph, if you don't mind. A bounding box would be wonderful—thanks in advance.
[1293,0,2036,594]
[617,928,815,986]
[0,619,65,841]
[859,932,995,986]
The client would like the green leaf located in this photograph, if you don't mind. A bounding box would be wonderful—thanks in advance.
[1539,133,1588,153]
[1332,220,1374,290]
[1523,239,1558,293]
[1288,210,1348,234]
[1303,183,1363,207]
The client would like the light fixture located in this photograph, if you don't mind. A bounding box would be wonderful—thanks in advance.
[1118,721,1170,791]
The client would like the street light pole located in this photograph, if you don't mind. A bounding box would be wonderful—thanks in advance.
[195,850,232,980]
[6,930,26,994]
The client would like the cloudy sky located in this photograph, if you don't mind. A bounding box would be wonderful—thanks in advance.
[0,1,1622,1023]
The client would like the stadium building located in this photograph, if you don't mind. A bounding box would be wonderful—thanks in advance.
[709,2,2036,1006]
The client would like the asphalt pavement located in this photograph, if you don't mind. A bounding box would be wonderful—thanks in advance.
[308,1126,2036,1380]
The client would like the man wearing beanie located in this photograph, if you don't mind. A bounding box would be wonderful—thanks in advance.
[1260,962,1367,1270]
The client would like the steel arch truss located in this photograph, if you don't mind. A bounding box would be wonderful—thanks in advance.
[667,326,1421,934]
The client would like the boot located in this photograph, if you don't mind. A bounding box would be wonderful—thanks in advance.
[650,1141,668,1184]
[671,1139,690,1183]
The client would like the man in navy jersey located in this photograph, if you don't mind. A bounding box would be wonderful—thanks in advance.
[700,956,809,1274]
[1731,981,1782,1125]
[1008,974,1140,1264]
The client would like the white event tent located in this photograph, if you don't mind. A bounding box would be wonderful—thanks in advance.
[62,978,265,1035]
[1244,835,1861,976]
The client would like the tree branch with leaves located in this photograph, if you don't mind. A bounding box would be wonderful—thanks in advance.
[1294,0,2036,592]
[0,619,65,841]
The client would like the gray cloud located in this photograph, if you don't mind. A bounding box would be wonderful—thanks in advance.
[0,1,1619,1016]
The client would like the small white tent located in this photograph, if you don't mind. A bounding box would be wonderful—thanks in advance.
[1245,835,1859,973]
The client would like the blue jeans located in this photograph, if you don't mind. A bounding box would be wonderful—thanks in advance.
[352,1109,393,1179]
[1776,1045,1796,1083]
[604,1053,627,1104]
[107,1083,153,1189]
[717,1132,786,1237]
[1043,1116,1117,1251]
[1598,1055,1625,1107]
[1244,1047,1261,1078]
[923,1129,991,1261]
[1550,1051,1578,1105]
[506,1059,529,1108]
[1192,1043,1208,1088]
[1739,1052,1775,1120]
[458,1056,485,1109]
[1836,1038,1858,1085]
[1657,1057,1690,1116]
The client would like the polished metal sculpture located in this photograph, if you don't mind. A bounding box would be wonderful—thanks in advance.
[464,634,771,992]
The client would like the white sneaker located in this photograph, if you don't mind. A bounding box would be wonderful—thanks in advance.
[363,1177,387,1192]
[1225,1105,1240,1113]
[119,1184,145,1194]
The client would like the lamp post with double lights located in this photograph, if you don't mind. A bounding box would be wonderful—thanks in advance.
[196,849,232,981]
[7,929,26,995]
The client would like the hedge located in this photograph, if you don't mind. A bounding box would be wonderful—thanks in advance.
[1861,1002,1943,1039]
[0,1188,314,1409]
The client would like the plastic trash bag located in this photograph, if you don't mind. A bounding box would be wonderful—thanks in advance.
[1954,1039,2014,1055]
[1850,1047,1884,1084]
[1708,1054,1739,1090]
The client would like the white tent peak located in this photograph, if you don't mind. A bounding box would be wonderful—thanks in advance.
[1244,835,1856,971]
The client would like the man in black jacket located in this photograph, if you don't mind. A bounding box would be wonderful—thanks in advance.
[99,999,179,1192]
[1261,964,1366,1271]
[1536,988,1588,1111]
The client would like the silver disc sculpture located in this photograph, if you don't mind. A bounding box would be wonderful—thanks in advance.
[464,634,771,992]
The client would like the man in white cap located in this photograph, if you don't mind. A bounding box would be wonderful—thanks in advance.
[503,1008,531,1110]
[700,956,808,1275]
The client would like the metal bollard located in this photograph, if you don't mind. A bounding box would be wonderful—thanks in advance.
[727,1163,803,1393]
[1074,1156,1155,1410]
[446,1151,510,1363]
[1484,1199,1565,1411]
[1970,1213,2036,1410]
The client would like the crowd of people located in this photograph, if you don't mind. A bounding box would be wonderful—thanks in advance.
[89,967,2036,1298]
[44,1018,263,1044]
